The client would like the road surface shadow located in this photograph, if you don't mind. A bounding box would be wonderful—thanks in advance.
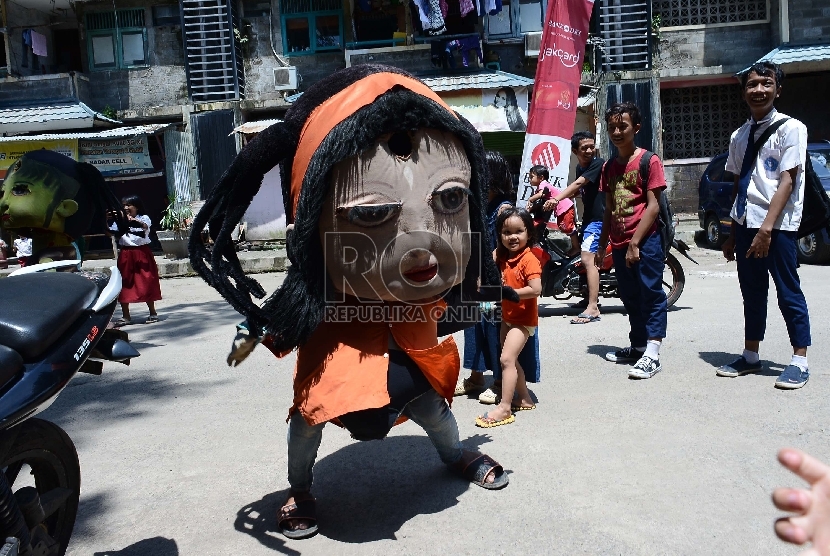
[114,299,243,347]
[698,351,782,376]
[235,434,498,548]
[93,537,178,556]
[586,344,625,360]
[538,305,627,318]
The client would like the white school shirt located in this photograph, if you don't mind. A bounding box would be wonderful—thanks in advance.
[110,215,152,247]
[726,109,808,231]
[13,238,32,257]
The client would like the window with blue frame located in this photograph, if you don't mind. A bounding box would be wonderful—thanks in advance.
[280,0,343,54]
[86,9,148,70]
[486,0,545,40]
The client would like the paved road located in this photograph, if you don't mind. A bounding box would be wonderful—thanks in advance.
[50,244,829,556]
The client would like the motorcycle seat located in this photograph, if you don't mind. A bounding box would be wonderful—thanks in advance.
[0,345,23,388]
[0,273,99,361]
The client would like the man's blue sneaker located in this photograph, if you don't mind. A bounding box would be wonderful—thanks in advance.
[716,356,763,378]
[775,365,809,389]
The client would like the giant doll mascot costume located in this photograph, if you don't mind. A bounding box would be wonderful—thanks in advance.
[0,150,126,265]
[189,65,516,539]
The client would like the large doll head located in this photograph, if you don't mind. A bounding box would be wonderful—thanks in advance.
[0,150,124,239]
[190,65,503,351]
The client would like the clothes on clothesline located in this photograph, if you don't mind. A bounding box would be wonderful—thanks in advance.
[31,31,47,57]
[445,36,483,68]
[411,0,501,35]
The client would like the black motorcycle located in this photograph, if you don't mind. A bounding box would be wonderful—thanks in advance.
[535,232,698,308]
[0,260,139,555]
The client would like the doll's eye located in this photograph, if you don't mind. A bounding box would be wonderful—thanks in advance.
[336,203,402,227]
[431,186,470,214]
[11,184,30,196]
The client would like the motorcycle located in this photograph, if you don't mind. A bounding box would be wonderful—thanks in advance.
[0,260,139,555]
[535,229,698,308]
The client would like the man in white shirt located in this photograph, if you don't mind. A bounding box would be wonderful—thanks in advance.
[717,61,811,389]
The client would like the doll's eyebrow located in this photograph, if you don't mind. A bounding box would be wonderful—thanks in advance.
[431,185,473,196]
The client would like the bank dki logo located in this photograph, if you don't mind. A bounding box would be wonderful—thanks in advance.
[531,142,561,170]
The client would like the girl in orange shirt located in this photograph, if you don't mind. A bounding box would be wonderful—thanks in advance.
[476,207,542,427]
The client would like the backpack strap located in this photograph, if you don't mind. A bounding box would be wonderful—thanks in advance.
[639,149,655,186]
[752,117,790,157]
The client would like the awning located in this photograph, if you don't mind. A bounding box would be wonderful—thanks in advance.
[419,70,534,92]
[453,105,528,132]
[231,119,282,135]
[0,102,121,136]
[0,124,171,142]
[577,88,598,109]
[744,44,830,74]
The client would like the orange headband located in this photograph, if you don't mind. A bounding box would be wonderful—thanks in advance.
[289,72,458,216]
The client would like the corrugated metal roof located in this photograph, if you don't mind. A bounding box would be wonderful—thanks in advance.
[420,71,534,92]
[759,44,830,64]
[0,102,120,135]
[231,119,282,135]
[0,124,172,142]
[577,88,598,108]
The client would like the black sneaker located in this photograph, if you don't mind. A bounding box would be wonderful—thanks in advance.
[628,355,662,379]
[605,347,644,363]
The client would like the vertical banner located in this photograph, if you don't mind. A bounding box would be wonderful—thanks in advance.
[518,0,594,202]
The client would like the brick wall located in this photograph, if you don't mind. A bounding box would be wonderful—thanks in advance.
[789,0,830,45]
[656,24,772,71]
[664,161,709,213]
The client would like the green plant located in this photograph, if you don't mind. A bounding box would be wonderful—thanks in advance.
[102,105,117,120]
[651,13,662,41]
[160,197,194,232]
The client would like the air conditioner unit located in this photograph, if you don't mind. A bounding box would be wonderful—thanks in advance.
[274,66,299,91]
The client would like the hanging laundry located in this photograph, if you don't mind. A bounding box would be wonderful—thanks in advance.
[424,0,446,35]
[490,0,502,15]
[439,0,448,18]
[459,0,475,17]
[446,36,483,68]
[412,0,431,27]
[22,29,32,46]
[31,31,47,57]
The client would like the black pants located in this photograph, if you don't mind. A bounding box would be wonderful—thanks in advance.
[337,349,433,441]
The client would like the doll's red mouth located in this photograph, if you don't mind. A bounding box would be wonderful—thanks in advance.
[403,264,438,282]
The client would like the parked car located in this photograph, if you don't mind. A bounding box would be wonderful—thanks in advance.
[698,142,830,263]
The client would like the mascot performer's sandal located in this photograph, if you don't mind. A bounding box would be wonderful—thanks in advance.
[189,65,517,540]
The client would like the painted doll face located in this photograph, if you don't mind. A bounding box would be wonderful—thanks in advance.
[319,128,473,302]
[0,158,79,233]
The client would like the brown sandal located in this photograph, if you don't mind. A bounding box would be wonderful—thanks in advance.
[278,497,318,539]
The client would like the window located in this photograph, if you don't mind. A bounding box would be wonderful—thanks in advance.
[152,5,181,26]
[86,9,148,70]
[280,0,342,54]
[654,0,768,28]
[661,84,748,160]
[486,0,543,39]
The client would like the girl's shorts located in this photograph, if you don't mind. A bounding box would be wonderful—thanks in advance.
[504,321,537,337]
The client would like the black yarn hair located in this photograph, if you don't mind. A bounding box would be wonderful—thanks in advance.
[485,150,512,197]
[741,61,784,89]
[189,64,500,352]
[529,165,549,181]
[571,130,595,151]
[494,206,537,262]
[121,195,146,215]
[605,101,642,126]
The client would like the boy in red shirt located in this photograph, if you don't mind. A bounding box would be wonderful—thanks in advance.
[596,102,668,379]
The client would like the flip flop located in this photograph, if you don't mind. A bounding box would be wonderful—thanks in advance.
[145,315,159,324]
[475,412,515,428]
[570,313,601,324]
[451,451,509,490]
[278,497,318,540]
[511,404,536,411]
[112,318,131,327]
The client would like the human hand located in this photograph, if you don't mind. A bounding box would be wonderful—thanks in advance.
[722,236,736,262]
[543,199,558,212]
[772,448,830,555]
[525,201,533,211]
[594,249,606,269]
[625,242,640,267]
[747,227,772,258]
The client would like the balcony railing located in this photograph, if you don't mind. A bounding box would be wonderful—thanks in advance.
[0,73,92,108]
